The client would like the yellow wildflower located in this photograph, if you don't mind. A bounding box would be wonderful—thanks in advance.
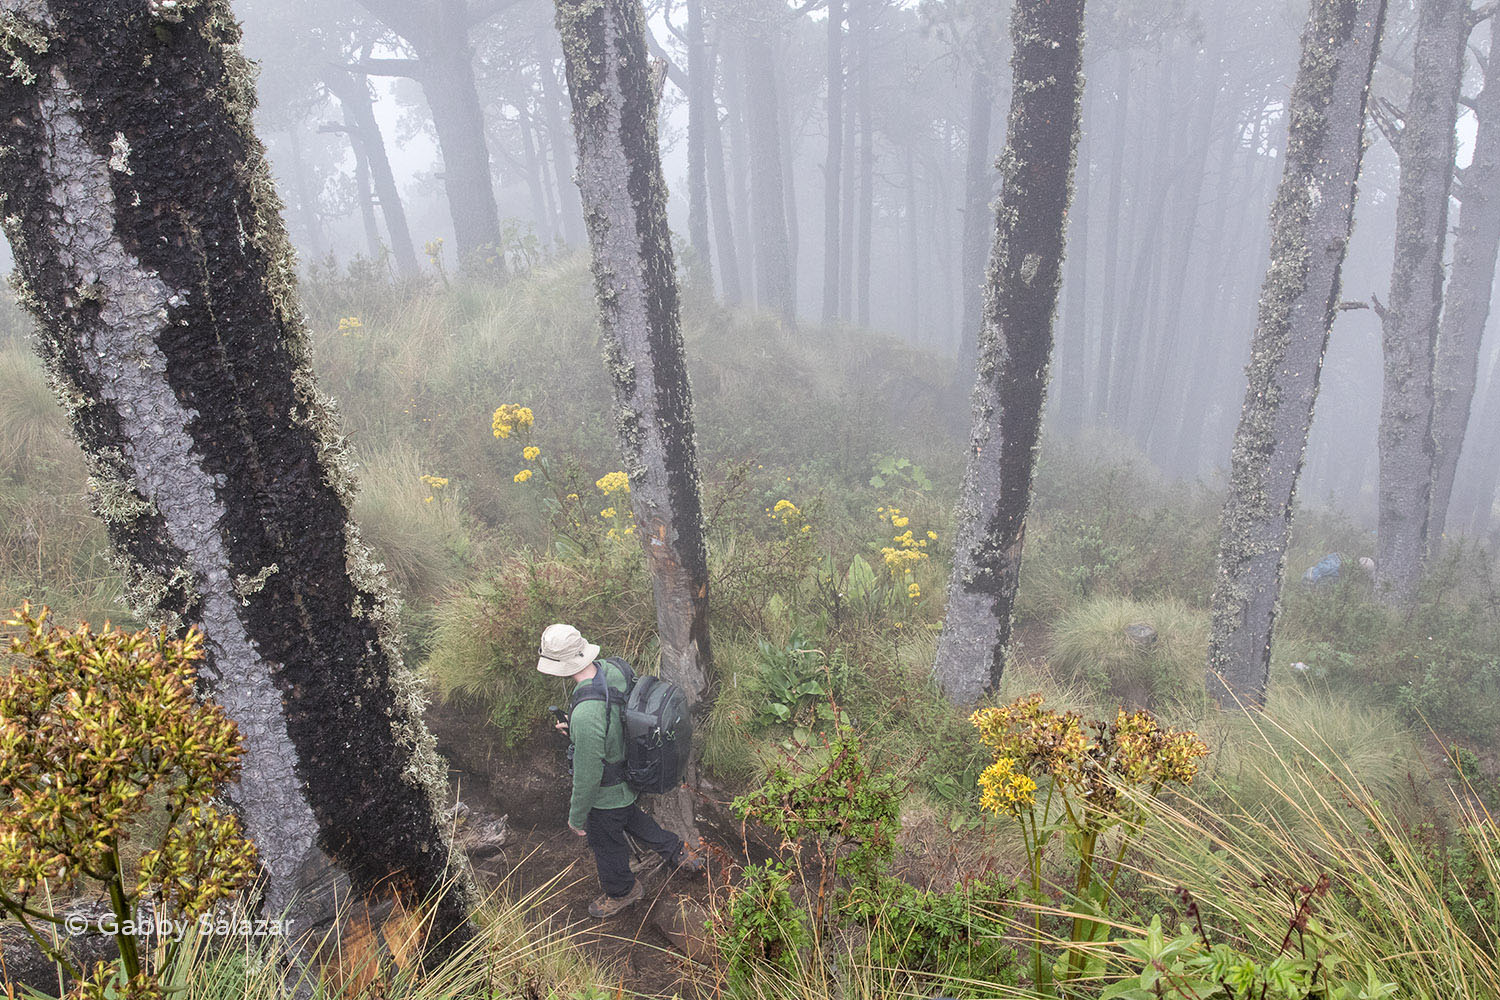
[491,403,535,439]
[523,446,540,461]
[892,516,909,528]
[337,316,364,334]
[907,582,920,601]
[600,507,616,519]
[423,496,433,504]
[419,474,448,490]
[513,469,533,483]
[596,471,631,495]
[927,531,938,541]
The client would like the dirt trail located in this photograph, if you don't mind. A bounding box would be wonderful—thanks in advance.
[430,699,737,998]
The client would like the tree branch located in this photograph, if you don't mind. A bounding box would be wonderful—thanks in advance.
[1469,2,1498,28]
[351,57,425,80]
[1370,294,1389,321]
[643,28,689,96]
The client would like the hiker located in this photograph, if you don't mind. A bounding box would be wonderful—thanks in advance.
[536,623,702,917]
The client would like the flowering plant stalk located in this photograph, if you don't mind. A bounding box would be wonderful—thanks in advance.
[0,605,256,999]
[971,695,1208,993]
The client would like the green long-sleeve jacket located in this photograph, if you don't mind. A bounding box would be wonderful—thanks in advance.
[567,660,637,829]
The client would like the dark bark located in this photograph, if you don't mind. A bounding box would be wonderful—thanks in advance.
[1207,0,1389,707]
[685,0,712,287]
[822,0,844,324]
[932,0,1087,705]
[1376,0,1467,604]
[552,0,714,838]
[0,0,473,944]
[743,31,794,326]
[957,68,995,378]
[1431,16,1500,545]
[324,68,420,277]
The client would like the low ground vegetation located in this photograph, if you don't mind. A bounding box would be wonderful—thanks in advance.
[4,263,1500,998]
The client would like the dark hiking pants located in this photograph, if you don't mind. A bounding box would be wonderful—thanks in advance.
[585,803,682,897]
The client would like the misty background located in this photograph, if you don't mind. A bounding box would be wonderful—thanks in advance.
[4,0,1494,542]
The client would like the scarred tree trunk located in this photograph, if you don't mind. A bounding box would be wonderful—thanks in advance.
[0,0,472,944]
[1207,0,1388,707]
[553,0,713,839]
[957,68,995,379]
[1431,14,1500,546]
[1375,0,1467,604]
[931,0,1086,706]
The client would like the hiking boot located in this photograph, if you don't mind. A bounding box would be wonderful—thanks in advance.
[670,845,706,876]
[588,880,643,918]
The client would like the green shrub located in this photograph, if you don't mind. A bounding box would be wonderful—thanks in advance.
[855,874,1018,990]
[1050,597,1208,710]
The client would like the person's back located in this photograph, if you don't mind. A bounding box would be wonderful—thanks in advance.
[536,623,702,918]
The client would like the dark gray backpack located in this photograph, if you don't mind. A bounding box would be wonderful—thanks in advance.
[570,657,692,794]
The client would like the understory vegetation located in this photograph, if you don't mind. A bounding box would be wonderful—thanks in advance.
[4,262,1500,998]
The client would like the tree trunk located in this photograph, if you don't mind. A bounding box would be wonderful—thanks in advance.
[931,0,1086,706]
[704,28,742,305]
[1376,0,1467,604]
[1055,91,1090,437]
[520,111,557,245]
[822,0,843,324]
[1092,49,1130,425]
[854,0,874,329]
[421,33,504,272]
[1207,0,1388,707]
[351,126,383,259]
[726,45,754,300]
[1458,344,1500,535]
[552,0,714,839]
[0,0,473,945]
[957,68,995,378]
[839,48,857,321]
[743,32,794,326]
[283,126,326,261]
[1430,15,1500,546]
[685,0,712,288]
[325,68,420,278]
[539,49,587,247]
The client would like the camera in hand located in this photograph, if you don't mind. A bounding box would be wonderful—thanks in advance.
[549,705,569,725]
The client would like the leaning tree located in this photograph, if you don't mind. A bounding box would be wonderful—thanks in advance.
[552,0,714,839]
[1207,0,1389,707]
[931,0,1087,705]
[0,0,472,943]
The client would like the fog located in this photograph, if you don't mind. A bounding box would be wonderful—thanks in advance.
[13,0,1494,540]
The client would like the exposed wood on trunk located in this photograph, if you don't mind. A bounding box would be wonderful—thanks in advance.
[552,0,714,840]
[1207,0,1389,707]
[932,0,1087,706]
[1376,0,1468,604]
[0,0,473,947]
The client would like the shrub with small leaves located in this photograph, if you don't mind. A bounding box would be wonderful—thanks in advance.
[0,604,257,995]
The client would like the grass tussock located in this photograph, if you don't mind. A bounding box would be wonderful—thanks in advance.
[1049,596,1209,712]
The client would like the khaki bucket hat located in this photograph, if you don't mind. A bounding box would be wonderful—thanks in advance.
[536,623,600,677]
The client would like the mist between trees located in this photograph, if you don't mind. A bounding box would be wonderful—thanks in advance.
[194,0,1499,548]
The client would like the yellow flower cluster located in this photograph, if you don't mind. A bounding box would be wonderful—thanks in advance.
[596,471,630,495]
[907,581,921,600]
[337,316,364,335]
[970,695,1208,822]
[523,446,541,461]
[977,756,1038,816]
[420,474,448,489]
[491,403,535,439]
[600,506,617,519]
[514,469,533,483]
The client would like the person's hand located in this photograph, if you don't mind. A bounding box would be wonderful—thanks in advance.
[553,722,569,733]
[569,824,586,837]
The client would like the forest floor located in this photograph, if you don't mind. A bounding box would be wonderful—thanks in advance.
[432,700,748,999]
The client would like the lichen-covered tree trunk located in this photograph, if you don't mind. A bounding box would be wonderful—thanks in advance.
[1206,0,1388,707]
[1375,0,1467,604]
[931,0,1087,706]
[1430,14,1500,547]
[553,0,713,838]
[0,0,472,944]
[1457,346,1500,536]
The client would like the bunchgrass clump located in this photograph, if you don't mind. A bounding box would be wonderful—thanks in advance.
[1050,597,1208,711]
